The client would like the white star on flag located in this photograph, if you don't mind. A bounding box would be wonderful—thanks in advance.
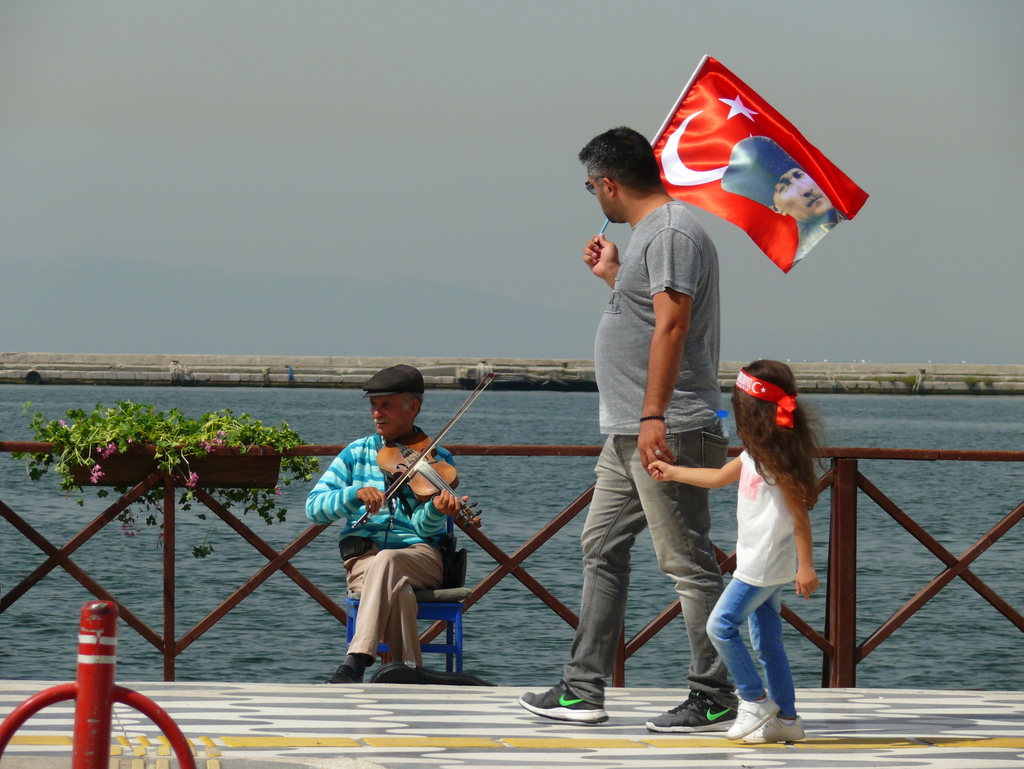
[719,95,758,120]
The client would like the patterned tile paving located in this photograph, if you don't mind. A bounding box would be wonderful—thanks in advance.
[1,681,1023,769]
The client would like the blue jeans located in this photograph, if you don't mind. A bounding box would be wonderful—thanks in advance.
[563,430,735,706]
[707,577,796,718]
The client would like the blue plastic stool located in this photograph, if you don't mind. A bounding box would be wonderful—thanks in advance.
[344,590,468,672]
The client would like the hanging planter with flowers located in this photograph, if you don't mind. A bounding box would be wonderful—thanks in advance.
[13,401,320,557]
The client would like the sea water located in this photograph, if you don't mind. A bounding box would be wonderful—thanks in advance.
[1,385,1022,690]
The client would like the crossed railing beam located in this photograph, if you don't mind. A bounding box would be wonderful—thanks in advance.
[0,471,167,648]
[0,469,346,677]
[2,444,1024,686]
[855,472,1024,661]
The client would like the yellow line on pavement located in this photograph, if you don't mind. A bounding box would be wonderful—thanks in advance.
[219,737,361,748]
[7,733,1024,752]
[793,738,926,749]
[363,737,501,748]
[8,736,73,745]
[503,737,646,749]
[791,737,1024,750]
[917,737,1024,748]
[643,738,778,749]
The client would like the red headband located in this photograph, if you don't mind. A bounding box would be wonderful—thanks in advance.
[736,369,798,428]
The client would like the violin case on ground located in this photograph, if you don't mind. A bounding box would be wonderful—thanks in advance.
[368,662,494,686]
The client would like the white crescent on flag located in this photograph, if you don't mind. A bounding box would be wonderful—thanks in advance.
[660,111,729,187]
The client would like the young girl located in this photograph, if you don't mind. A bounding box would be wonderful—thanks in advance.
[649,360,821,744]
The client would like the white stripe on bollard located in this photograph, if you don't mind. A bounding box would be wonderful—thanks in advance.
[78,636,117,646]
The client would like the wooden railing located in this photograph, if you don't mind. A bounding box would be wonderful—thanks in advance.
[1,442,1022,685]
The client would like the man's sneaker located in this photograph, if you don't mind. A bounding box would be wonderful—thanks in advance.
[743,715,806,744]
[645,691,737,733]
[518,681,608,724]
[726,696,779,740]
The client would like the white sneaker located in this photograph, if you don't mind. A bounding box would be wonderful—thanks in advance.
[743,715,806,743]
[726,696,779,739]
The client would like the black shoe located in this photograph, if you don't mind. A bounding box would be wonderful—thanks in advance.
[518,681,608,724]
[324,662,363,684]
[645,690,736,732]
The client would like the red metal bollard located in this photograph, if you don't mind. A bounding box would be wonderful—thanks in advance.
[0,601,197,769]
[73,600,119,769]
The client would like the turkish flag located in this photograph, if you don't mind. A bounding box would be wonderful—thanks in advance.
[653,56,868,272]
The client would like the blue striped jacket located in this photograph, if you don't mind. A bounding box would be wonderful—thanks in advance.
[305,433,452,549]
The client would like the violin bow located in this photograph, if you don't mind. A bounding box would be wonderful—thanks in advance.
[354,372,495,525]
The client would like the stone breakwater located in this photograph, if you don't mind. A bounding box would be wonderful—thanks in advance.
[2,353,1024,394]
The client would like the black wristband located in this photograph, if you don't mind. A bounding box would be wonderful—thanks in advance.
[639,415,665,423]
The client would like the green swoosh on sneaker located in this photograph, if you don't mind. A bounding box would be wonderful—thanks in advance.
[559,695,585,707]
[706,707,732,721]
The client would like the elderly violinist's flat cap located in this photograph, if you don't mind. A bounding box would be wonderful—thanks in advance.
[362,365,425,397]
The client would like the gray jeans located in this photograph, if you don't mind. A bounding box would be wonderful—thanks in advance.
[563,428,736,706]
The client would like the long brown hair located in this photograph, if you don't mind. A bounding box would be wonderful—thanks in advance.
[732,359,821,510]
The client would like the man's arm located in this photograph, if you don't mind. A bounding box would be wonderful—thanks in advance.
[638,287,691,468]
[306,449,364,523]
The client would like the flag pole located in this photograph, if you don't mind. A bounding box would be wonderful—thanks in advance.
[652,54,709,145]
[597,55,708,237]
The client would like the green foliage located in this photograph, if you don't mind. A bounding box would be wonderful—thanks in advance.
[14,401,319,558]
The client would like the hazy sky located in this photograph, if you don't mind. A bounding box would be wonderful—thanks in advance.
[1,1,1021,363]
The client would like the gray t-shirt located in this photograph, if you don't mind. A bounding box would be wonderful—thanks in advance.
[594,200,721,434]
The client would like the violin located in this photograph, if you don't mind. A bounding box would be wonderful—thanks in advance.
[375,431,482,528]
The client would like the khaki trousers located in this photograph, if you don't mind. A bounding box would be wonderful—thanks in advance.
[345,542,443,666]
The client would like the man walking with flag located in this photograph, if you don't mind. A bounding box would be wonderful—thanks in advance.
[519,126,738,731]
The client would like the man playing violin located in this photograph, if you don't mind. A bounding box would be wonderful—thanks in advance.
[306,364,465,683]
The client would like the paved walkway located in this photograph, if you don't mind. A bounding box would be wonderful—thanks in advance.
[2,681,1023,769]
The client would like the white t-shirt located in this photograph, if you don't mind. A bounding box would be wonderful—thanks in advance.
[734,450,797,586]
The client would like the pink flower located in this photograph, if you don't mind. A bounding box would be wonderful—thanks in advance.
[89,464,104,484]
[275,485,282,496]
[185,472,199,490]
[59,420,67,428]
[100,442,118,459]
